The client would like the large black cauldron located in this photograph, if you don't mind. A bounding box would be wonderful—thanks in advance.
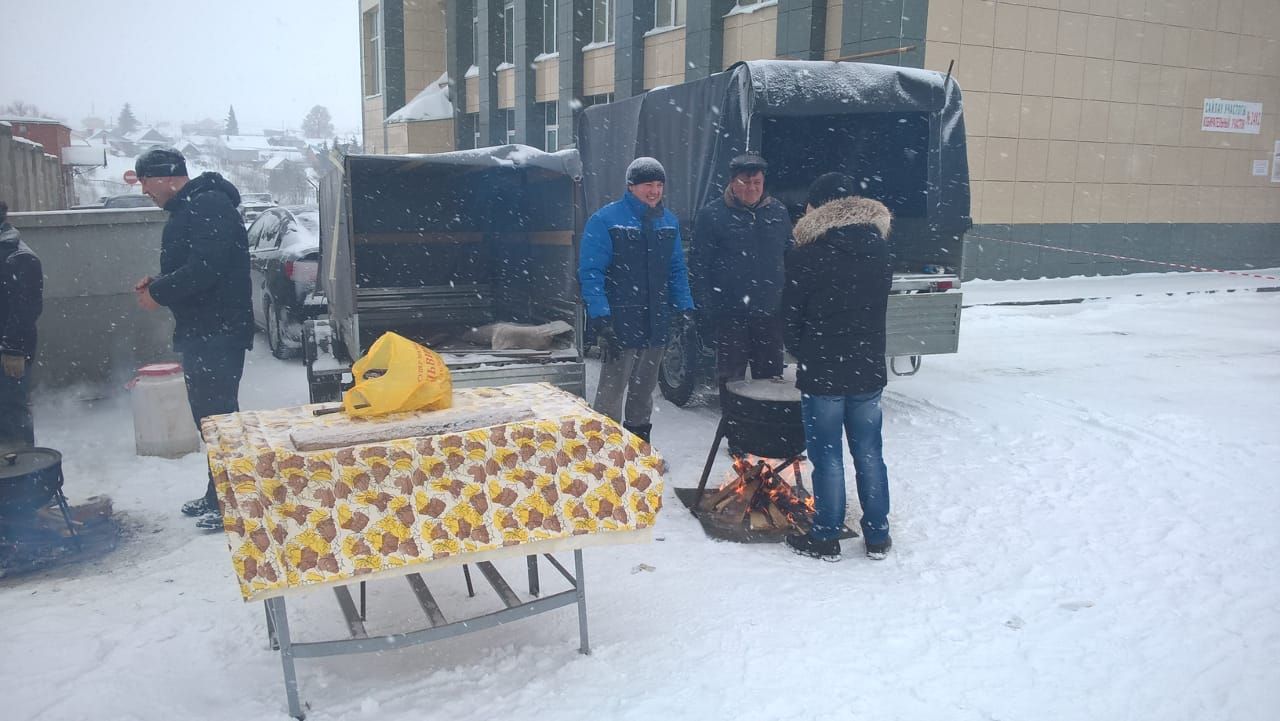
[0,448,65,516]
[720,378,806,460]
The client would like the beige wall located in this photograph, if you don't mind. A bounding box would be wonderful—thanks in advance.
[363,95,387,153]
[465,75,480,113]
[825,0,844,60]
[927,0,1280,225]
[498,67,516,109]
[584,46,616,96]
[723,4,778,67]
[535,57,560,102]
[404,0,447,100]
[644,28,687,89]
[386,118,456,154]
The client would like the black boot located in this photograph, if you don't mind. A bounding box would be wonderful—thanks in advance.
[785,533,841,562]
[623,422,652,444]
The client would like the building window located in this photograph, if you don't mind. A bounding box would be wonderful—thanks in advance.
[362,8,382,97]
[542,0,557,54]
[467,113,480,149]
[503,1,515,65]
[654,0,684,29]
[505,109,517,144]
[471,4,479,67]
[582,93,614,108]
[592,0,614,44]
[544,103,558,151]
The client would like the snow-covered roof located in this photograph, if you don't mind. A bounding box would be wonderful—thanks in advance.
[387,73,455,124]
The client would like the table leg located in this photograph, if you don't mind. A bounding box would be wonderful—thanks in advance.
[265,596,305,719]
[527,554,540,597]
[573,549,590,655]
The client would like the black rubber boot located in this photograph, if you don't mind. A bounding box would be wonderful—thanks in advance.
[623,423,652,444]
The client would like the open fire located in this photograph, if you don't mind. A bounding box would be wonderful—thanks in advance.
[697,454,814,534]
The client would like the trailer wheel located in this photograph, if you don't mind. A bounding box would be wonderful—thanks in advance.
[659,319,699,407]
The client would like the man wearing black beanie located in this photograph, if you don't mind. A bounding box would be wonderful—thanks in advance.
[579,157,695,443]
[781,172,894,561]
[133,146,254,531]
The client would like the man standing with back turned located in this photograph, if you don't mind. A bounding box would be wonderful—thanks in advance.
[133,147,254,531]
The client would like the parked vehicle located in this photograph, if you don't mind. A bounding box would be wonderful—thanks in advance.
[246,205,324,358]
[239,192,275,224]
[102,194,155,209]
[304,145,585,403]
[577,60,971,405]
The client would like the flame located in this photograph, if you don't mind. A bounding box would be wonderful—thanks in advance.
[709,453,815,528]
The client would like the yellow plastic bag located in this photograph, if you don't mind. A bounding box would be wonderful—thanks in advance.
[343,332,453,417]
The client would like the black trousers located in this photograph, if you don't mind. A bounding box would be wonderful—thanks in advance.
[183,340,245,506]
[715,312,784,384]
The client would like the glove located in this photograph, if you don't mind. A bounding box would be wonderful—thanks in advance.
[2,353,26,379]
[592,316,619,364]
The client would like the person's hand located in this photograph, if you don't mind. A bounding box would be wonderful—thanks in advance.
[1,353,25,379]
[137,285,160,311]
[592,316,619,364]
[134,276,153,292]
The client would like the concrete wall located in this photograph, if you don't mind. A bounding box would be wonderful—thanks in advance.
[1,122,66,212]
[9,208,177,396]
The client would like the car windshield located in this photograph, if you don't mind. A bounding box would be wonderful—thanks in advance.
[294,211,320,235]
[104,195,154,208]
[242,193,273,204]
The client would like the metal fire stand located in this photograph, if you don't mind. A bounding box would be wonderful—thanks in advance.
[262,550,590,719]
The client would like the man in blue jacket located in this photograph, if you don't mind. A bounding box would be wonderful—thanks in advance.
[578,157,695,443]
[0,199,43,451]
[133,147,254,531]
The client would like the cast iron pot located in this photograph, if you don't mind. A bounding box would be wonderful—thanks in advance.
[721,379,807,459]
[0,447,64,517]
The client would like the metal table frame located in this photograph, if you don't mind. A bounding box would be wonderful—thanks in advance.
[262,550,590,719]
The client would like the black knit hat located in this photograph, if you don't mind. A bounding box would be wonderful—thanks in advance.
[729,152,768,175]
[806,172,857,208]
[626,156,666,186]
[135,146,188,178]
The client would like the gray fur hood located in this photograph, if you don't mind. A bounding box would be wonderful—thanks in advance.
[792,196,892,247]
[0,222,19,245]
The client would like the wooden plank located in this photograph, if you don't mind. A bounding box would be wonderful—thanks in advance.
[764,503,791,529]
[290,405,535,451]
[405,573,448,627]
[749,510,770,530]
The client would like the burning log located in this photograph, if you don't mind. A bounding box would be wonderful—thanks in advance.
[697,454,814,536]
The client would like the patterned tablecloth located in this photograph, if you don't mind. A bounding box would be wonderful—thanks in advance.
[202,383,665,602]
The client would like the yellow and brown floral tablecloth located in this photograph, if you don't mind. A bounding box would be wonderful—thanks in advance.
[202,383,664,602]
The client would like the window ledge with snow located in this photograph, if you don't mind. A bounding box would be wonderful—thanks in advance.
[581,41,615,52]
[725,0,778,18]
[533,52,560,63]
[464,65,479,79]
[495,62,515,72]
[644,24,685,39]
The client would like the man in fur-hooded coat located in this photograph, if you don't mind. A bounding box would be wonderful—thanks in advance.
[781,172,894,561]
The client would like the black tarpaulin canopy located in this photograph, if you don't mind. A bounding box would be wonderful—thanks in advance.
[578,60,970,231]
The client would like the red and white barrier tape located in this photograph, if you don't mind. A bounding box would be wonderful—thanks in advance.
[969,235,1280,282]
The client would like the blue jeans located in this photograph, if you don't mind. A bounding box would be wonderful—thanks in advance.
[801,390,890,544]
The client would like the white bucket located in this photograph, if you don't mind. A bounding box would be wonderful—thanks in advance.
[130,363,201,458]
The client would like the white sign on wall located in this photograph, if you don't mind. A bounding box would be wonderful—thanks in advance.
[1202,98,1263,134]
[1252,159,1269,176]
[1273,141,1280,183]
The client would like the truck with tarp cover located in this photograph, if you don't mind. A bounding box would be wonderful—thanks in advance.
[577,60,971,405]
[304,145,586,402]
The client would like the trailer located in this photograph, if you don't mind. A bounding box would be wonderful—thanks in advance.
[303,145,586,403]
[577,60,971,405]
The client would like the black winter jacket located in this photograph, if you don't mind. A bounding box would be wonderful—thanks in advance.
[782,196,892,396]
[147,173,254,352]
[0,223,43,360]
[690,188,792,316]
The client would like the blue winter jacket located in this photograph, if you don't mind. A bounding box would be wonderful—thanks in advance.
[578,191,695,348]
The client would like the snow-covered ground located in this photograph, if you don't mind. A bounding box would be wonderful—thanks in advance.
[3,271,1278,721]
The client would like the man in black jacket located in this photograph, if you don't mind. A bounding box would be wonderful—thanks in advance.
[690,153,792,386]
[0,200,43,451]
[133,147,254,531]
[781,173,894,561]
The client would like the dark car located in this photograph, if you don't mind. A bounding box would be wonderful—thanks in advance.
[246,206,324,358]
[239,192,275,225]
